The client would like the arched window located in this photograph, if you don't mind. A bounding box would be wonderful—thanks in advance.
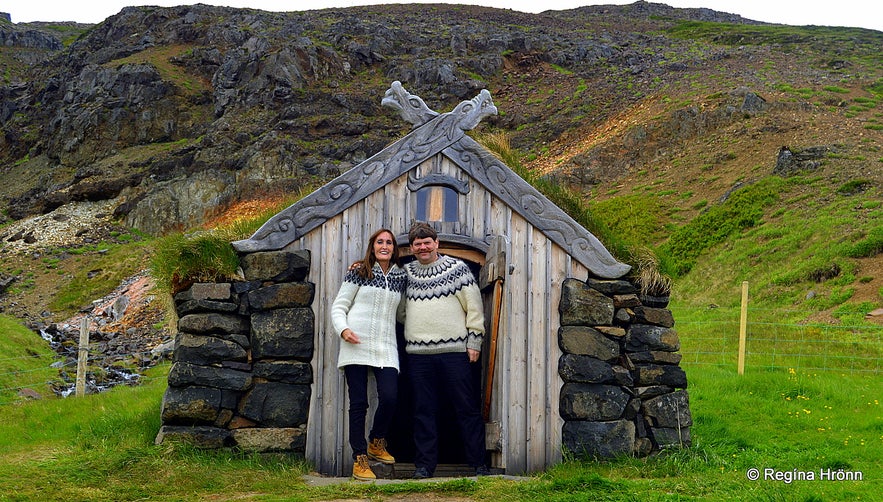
[415,185,458,222]
[408,170,469,225]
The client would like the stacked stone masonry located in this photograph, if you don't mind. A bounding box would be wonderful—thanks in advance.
[155,250,315,454]
[558,277,691,458]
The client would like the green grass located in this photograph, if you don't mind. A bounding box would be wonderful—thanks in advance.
[1,176,881,500]
[0,360,879,500]
[660,176,782,277]
[150,229,241,296]
[149,185,322,296]
[667,20,883,52]
[0,314,60,402]
[589,194,672,247]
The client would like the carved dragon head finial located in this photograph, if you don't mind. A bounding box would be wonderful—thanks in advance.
[381,81,438,127]
[382,81,497,131]
[450,89,497,131]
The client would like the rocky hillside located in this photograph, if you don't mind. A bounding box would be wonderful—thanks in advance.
[0,2,881,326]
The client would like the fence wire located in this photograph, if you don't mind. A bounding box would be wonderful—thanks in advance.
[676,306,883,374]
[0,348,166,405]
[4,306,882,405]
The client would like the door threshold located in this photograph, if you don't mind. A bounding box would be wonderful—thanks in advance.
[378,463,501,479]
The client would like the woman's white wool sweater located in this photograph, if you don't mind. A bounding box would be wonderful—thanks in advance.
[403,254,485,355]
[330,263,406,371]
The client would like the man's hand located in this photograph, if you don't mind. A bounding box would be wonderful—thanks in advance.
[467,348,480,363]
[348,261,363,271]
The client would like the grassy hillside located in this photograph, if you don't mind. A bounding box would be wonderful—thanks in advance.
[673,175,883,311]
[1,18,880,325]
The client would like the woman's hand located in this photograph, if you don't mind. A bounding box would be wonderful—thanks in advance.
[341,328,361,344]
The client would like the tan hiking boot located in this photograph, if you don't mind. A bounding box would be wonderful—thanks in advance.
[367,437,395,464]
[352,454,376,481]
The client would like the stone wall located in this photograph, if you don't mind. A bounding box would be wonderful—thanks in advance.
[558,277,691,458]
[155,249,314,454]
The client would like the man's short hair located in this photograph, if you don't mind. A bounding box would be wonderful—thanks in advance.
[408,221,438,244]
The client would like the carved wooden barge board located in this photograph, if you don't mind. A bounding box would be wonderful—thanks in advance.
[233,81,630,279]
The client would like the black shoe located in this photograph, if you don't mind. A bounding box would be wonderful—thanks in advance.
[475,465,490,476]
[413,466,432,479]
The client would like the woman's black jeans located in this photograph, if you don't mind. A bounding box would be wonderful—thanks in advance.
[344,364,398,459]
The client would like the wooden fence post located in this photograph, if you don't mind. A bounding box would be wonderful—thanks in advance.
[738,281,748,375]
[76,316,89,397]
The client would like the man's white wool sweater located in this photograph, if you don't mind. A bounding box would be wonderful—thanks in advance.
[331,263,407,371]
[403,254,485,355]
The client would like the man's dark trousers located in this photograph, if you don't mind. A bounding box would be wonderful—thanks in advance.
[409,351,485,473]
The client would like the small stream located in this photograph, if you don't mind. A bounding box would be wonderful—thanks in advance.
[39,321,170,397]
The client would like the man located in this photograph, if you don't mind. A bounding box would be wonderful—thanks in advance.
[402,221,489,479]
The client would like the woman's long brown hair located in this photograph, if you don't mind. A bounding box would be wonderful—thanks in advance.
[357,228,400,280]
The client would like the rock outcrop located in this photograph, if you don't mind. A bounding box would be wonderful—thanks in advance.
[0,2,787,235]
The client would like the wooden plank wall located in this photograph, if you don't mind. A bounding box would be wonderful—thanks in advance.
[492,212,588,474]
[287,153,589,476]
[294,175,413,476]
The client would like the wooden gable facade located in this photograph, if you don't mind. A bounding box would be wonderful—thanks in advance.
[231,82,632,476]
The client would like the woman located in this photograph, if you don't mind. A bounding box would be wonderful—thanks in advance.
[330,228,407,480]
